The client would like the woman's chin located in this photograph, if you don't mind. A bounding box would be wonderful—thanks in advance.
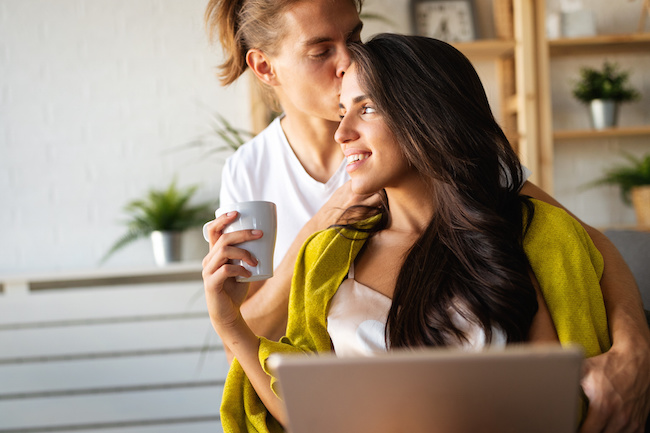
[350,181,376,197]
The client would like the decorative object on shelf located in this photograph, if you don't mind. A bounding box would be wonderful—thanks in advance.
[546,11,562,39]
[101,179,214,266]
[560,9,596,38]
[589,153,650,226]
[150,231,183,268]
[411,0,478,42]
[572,61,640,130]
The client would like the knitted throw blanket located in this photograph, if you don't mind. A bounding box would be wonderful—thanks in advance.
[220,199,611,432]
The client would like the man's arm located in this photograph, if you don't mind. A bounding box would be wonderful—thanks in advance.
[521,181,650,432]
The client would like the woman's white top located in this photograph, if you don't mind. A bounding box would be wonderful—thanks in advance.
[327,263,507,357]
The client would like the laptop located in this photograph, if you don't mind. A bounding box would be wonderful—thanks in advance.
[267,345,584,433]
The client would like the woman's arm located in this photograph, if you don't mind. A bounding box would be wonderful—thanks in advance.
[234,182,379,344]
[521,181,650,432]
[202,212,287,425]
[527,270,560,344]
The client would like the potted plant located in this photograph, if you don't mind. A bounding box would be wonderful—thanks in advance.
[572,61,640,130]
[181,111,252,158]
[101,179,214,266]
[589,153,650,226]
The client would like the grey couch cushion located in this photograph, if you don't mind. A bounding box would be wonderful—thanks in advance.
[604,230,650,311]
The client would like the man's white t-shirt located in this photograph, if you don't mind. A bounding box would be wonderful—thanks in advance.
[219,115,532,268]
[219,116,349,268]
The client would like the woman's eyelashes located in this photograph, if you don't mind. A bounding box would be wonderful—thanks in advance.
[338,104,376,120]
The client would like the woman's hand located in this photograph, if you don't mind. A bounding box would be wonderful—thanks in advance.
[202,211,263,335]
[201,211,288,425]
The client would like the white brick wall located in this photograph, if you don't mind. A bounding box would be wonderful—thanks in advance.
[1,0,649,276]
[0,0,250,274]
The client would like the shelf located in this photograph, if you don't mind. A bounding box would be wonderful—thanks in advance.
[549,33,650,56]
[554,125,650,140]
[452,39,515,59]
[0,261,203,295]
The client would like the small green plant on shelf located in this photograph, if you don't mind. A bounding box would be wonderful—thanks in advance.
[572,61,640,104]
[100,179,214,264]
[588,153,650,204]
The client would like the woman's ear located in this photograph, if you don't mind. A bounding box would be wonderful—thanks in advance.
[246,49,279,86]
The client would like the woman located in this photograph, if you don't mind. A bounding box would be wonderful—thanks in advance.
[204,34,611,432]
[205,1,650,429]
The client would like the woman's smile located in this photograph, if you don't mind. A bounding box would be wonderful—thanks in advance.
[345,150,371,172]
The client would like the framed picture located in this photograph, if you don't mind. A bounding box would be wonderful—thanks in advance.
[411,0,478,43]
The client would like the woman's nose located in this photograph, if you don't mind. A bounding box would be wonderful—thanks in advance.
[335,115,357,144]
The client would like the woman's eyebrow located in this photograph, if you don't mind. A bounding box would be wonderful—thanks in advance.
[352,95,368,104]
[338,95,369,110]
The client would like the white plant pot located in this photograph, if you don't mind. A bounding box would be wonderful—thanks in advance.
[150,231,182,267]
[589,99,618,130]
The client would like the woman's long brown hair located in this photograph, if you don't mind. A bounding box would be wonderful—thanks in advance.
[344,34,538,348]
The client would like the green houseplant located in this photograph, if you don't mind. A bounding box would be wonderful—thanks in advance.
[101,179,214,266]
[182,111,252,158]
[572,61,640,130]
[590,153,650,226]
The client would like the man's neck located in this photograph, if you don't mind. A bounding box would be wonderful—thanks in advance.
[280,112,344,184]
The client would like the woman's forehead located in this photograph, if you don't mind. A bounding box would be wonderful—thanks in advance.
[340,66,365,103]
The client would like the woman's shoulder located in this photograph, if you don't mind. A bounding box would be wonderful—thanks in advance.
[299,216,382,267]
[527,199,583,233]
[524,199,600,263]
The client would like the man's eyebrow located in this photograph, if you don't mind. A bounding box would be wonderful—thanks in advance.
[304,35,332,46]
[303,21,363,47]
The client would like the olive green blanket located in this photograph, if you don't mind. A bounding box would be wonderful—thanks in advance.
[220,199,611,432]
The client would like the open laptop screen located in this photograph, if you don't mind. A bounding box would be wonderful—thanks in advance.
[268,345,583,433]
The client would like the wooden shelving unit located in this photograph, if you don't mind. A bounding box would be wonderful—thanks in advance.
[451,0,540,178]
[542,31,650,154]
[453,39,515,58]
[533,0,650,194]
[549,33,650,56]
[554,125,650,140]
[546,33,650,146]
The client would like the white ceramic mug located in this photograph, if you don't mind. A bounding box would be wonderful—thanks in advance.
[203,201,277,282]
